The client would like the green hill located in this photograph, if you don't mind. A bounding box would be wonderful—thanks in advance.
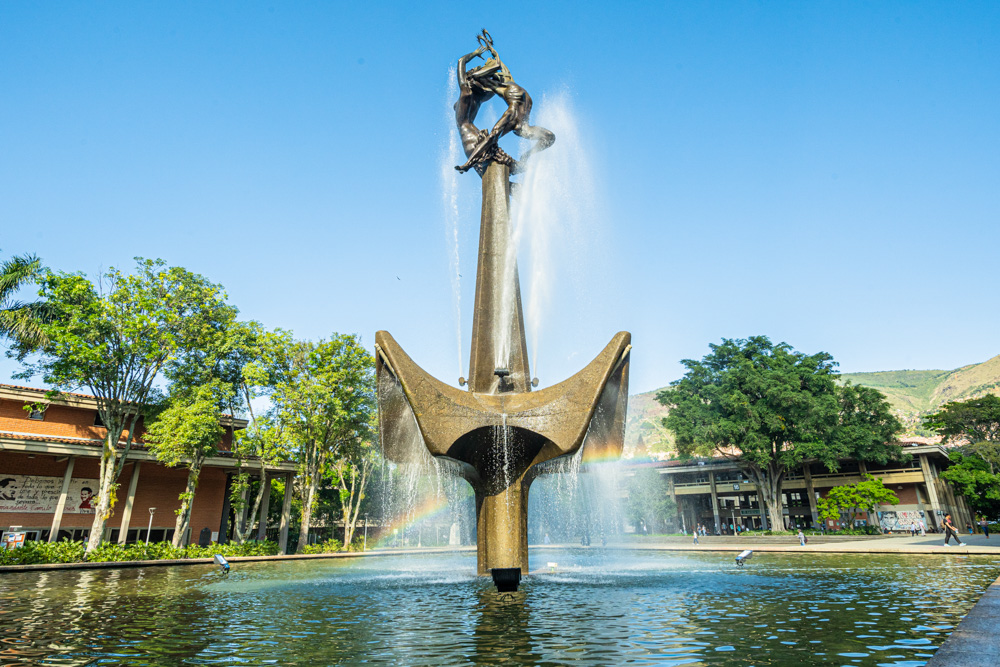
[626,354,1000,455]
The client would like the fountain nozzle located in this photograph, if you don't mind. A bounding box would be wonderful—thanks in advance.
[493,368,510,378]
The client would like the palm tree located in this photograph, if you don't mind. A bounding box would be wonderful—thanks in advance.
[0,250,50,349]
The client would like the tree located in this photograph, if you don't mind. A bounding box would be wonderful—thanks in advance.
[144,381,228,547]
[271,335,375,553]
[12,259,232,552]
[659,336,902,530]
[923,395,1000,462]
[816,475,899,531]
[0,250,51,348]
[165,319,293,544]
[332,436,379,548]
[624,467,677,534]
[938,451,1000,519]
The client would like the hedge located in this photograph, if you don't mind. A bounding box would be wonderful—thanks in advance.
[0,539,280,566]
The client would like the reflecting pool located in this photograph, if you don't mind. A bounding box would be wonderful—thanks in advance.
[0,550,996,666]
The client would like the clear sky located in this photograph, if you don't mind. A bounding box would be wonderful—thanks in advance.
[1,2,998,394]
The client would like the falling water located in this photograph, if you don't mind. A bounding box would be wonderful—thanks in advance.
[441,68,465,379]
[502,91,600,379]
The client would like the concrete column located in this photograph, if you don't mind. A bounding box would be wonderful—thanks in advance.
[919,454,942,530]
[218,472,233,543]
[802,464,820,526]
[117,462,142,544]
[708,472,721,533]
[48,456,76,542]
[237,483,250,536]
[278,472,294,554]
[665,472,679,531]
[256,474,271,541]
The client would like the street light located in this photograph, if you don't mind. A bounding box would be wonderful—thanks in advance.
[146,507,156,545]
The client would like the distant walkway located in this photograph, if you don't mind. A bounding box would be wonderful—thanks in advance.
[606,532,1000,555]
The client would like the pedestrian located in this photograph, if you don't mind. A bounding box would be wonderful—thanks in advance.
[967,523,974,535]
[919,519,926,536]
[692,529,699,545]
[797,528,806,546]
[942,513,966,546]
[979,516,990,539]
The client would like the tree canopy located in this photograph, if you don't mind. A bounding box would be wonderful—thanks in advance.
[0,250,51,348]
[659,336,902,530]
[922,394,1000,448]
[13,258,233,552]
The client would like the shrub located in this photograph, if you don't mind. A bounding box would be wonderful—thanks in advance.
[0,539,279,566]
[0,539,86,566]
[302,538,342,554]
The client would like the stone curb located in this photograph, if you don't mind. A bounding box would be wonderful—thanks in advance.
[0,546,476,573]
[927,574,1000,666]
[2,542,996,573]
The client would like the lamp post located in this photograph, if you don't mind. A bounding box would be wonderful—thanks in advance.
[146,507,156,545]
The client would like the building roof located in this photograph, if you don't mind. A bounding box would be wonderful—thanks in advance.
[0,383,248,428]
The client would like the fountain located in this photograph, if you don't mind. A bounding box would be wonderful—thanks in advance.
[375,31,631,576]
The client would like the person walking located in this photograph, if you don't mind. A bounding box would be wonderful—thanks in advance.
[979,516,990,539]
[797,529,806,546]
[692,529,700,545]
[919,519,926,536]
[942,513,966,546]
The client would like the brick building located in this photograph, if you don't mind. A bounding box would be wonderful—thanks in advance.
[642,443,974,533]
[0,384,296,550]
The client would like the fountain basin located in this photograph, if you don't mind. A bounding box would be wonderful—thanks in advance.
[2,549,997,665]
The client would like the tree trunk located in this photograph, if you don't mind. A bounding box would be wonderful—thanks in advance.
[172,458,203,548]
[231,461,270,544]
[296,458,321,553]
[86,434,121,552]
[748,462,786,531]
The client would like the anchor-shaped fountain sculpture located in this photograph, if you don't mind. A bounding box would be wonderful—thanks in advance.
[375,32,630,576]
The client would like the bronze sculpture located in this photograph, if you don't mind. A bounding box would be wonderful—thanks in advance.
[376,32,630,577]
[455,31,555,174]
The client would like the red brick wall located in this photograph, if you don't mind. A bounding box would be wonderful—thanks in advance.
[0,451,227,541]
[892,484,919,504]
[0,399,106,441]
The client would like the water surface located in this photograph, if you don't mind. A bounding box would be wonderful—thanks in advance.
[0,549,995,666]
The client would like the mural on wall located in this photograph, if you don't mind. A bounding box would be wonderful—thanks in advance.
[878,509,925,532]
[0,475,98,514]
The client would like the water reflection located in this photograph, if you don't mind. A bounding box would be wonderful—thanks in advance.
[0,551,995,666]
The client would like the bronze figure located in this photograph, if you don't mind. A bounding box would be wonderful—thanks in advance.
[455,30,555,174]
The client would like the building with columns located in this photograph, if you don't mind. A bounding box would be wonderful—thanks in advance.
[643,442,973,533]
[0,384,297,550]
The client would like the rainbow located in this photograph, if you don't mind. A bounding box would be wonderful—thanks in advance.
[372,494,454,548]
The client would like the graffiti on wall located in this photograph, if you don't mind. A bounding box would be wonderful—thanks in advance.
[878,509,925,532]
[0,475,99,514]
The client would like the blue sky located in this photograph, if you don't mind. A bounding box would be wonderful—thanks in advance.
[1,2,998,394]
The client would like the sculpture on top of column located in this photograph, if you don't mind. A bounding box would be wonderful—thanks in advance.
[454,30,555,174]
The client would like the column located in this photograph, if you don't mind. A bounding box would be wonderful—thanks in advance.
[256,474,271,542]
[48,456,76,542]
[218,472,233,544]
[278,472,294,554]
[237,483,250,536]
[802,463,820,527]
[665,472,678,531]
[708,472,721,533]
[918,454,942,530]
[116,461,142,544]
